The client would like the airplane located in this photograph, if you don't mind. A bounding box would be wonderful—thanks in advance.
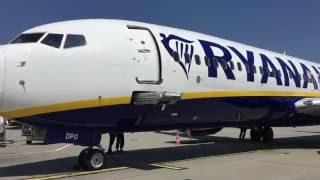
[0,19,319,170]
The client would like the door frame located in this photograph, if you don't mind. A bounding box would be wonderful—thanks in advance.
[127,25,163,85]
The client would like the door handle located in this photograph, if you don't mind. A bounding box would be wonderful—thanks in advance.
[136,77,163,84]
[138,49,151,53]
[17,61,27,67]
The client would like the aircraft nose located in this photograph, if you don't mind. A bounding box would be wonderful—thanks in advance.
[0,49,5,105]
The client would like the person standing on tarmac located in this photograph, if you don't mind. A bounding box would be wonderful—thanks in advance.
[116,133,125,153]
[0,117,5,142]
[239,127,247,140]
[107,132,116,154]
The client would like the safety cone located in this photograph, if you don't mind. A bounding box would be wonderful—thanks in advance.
[176,133,180,145]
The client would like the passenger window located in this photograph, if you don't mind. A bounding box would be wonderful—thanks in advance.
[244,64,250,73]
[221,60,227,70]
[184,53,191,63]
[269,70,274,77]
[213,58,219,68]
[262,68,268,76]
[309,77,313,83]
[237,62,242,71]
[298,74,301,80]
[277,70,281,77]
[194,54,201,65]
[252,65,256,74]
[259,66,263,74]
[204,56,210,66]
[230,61,234,70]
[64,35,86,49]
[11,33,45,44]
[41,33,64,48]
[172,51,180,62]
[264,70,269,77]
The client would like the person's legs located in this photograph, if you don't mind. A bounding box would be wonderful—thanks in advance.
[108,133,116,154]
[242,129,247,139]
[240,128,246,139]
[116,134,121,152]
[120,133,124,152]
[239,129,243,139]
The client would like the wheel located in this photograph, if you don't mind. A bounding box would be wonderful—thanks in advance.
[250,128,262,142]
[26,140,32,144]
[85,149,105,170]
[78,148,90,170]
[262,127,274,142]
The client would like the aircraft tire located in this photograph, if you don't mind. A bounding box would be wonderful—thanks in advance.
[26,140,32,144]
[85,149,105,170]
[250,128,262,142]
[262,127,274,142]
[78,148,90,170]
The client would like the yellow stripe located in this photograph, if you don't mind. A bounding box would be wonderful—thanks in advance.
[1,96,131,118]
[2,90,320,119]
[181,90,320,99]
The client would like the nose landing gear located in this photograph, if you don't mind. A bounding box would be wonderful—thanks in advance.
[78,147,105,170]
[250,127,274,142]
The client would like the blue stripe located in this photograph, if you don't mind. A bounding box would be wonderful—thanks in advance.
[16,96,320,131]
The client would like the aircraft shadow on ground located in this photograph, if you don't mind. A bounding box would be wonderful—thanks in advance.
[5,126,22,130]
[1,134,320,177]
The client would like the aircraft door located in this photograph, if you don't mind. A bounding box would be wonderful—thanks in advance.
[128,25,162,85]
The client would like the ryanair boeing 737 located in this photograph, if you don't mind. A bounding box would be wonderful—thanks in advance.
[0,19,319,170]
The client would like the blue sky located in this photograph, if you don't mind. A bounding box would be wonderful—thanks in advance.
[1,0,319,61]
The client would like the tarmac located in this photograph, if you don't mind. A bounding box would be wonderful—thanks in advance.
[1,125,320,180]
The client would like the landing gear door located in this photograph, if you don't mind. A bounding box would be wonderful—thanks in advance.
[127,25,162,85]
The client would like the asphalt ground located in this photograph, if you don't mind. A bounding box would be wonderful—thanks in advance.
[1,125,320,180]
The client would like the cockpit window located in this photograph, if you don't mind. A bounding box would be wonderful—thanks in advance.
[10,33,45,44]
[41,33,64,49]
[64,35,86,49]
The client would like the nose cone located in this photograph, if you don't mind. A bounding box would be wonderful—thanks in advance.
[0,49,5,105]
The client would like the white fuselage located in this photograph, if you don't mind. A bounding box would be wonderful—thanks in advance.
[0,19,318,130]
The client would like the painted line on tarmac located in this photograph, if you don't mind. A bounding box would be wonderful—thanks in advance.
[149,163,186,170]
[27,166,129,180]
[19,144,73,155]
[160,150,260,165]
[20,150,54,155]
[55,144,73,152]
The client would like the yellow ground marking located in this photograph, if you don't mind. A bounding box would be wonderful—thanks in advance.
[149,163,186,170]
[27,166,129,180]
[2,90,320,118]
